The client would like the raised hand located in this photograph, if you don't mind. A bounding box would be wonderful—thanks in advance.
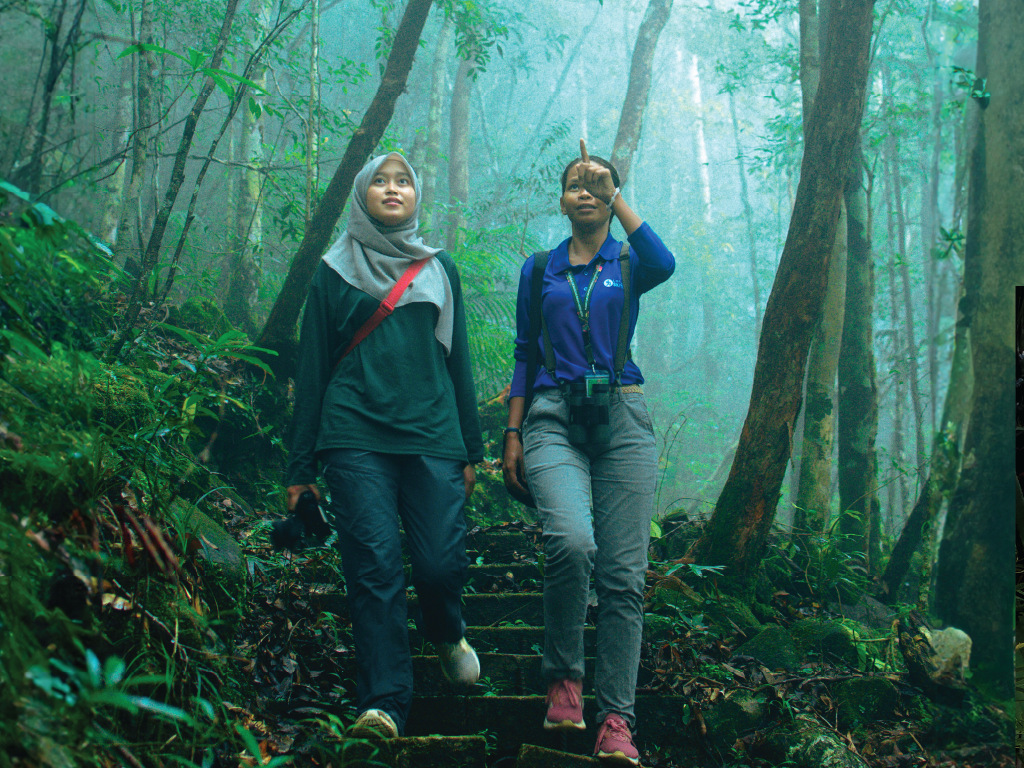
[576,138,616,205]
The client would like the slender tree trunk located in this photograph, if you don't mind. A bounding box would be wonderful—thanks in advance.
[922,12,944,434]
[687,54,717,385]
[878,281,971,603]
[18,0,87,195]
[729,91,761,341]
[837,144,881,568]
[256,0,435,373]
[225,0,270,335]
[305,0,320,227]
[113,0,155,279]
[610,0,673,188]
[445,56,472,253]
[934,0,1018,698]
[106,0,242,360]
[418,14,453,229]
[686,0,875,595]
[100,78,132,245]
[882,70,926,478]
[794,203,847,533]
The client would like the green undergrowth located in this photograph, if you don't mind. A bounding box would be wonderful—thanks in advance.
[0,203,293,766]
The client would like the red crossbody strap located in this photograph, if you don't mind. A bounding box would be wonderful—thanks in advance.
[338,257,433,362]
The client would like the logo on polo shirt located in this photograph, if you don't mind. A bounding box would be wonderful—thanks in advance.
[603,278,623,289]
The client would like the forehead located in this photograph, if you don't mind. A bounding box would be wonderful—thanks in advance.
[377,157,411,176]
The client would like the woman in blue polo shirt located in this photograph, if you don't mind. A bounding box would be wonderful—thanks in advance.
[502,140,674,765]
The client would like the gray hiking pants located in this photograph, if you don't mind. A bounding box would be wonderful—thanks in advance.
[522,388,657,727]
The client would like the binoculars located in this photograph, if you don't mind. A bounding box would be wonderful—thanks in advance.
[271,490,331,551]
[567,374,611,446]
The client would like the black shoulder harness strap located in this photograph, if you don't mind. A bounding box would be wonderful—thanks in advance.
[524,242,631,416]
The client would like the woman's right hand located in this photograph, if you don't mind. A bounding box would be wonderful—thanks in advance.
[287,484,321,511]
[502,435,531,500]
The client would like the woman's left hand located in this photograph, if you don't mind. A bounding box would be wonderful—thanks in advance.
[463,464,476,499]
[577,138,616,204]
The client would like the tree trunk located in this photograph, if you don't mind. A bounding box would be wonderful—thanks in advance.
[256,0,435,374]
[878,283,971,603]
[609,0,673,188]
[882,69,926,479]
[794,202,846,533]
[685,0,875,595]
[418,14,453,229]
[445,56,472,253]
[18,0,87,195]
[728,90,762,342]
[837,143,881,569]
[688,54,718,386]
[793,0,846,536]
[112,0,155,280]
[100,77,132,245]
[225,0,270,335]
[305,0,320,227]
[934,0,1019,698]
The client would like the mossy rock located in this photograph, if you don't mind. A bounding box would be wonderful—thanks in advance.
[704,594,763,637]
[835,676,898,730]
[644,613,677,644]
[761,714,870,768]
[702,688,768,747]
[791,618,861,668]
[734,624,800,671]
[90,366,157,429]
[167,296,233,339]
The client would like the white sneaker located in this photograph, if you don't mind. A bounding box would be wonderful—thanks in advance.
[350,708,398,739]
[438,637,480,686]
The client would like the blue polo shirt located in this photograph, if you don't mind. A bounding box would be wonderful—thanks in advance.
[510,222,675,398]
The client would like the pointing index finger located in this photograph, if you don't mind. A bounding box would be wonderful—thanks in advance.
[579,138,590,164]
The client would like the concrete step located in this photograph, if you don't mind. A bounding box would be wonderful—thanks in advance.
[467,529,543,564]
[412,625,595,656]
[406,694,687,754]
[314,592,549,627]
[340,654,598,697]
[329,734,487,768]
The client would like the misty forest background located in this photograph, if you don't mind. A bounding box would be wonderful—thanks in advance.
[0,0,1019,765]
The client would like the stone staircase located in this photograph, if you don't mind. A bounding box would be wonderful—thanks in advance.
[330,527,686,768]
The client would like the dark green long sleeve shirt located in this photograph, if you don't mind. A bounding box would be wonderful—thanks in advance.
[285,253,484,487]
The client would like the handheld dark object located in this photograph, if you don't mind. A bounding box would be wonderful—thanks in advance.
[271,491,330,550]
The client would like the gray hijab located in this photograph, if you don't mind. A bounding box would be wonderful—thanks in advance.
[322,152,454,353]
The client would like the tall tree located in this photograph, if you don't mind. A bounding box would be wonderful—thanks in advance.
[225,0,271,335]
[417,14,454,228]
[793,0,848,536]
[445,56,472,253]
[256,0,435,373]
[933,0,1018,698]
[837,144,882,568]
[609,0,673,188]
[686,0,876,595]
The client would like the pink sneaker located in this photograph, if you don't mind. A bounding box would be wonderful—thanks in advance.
[543,678,585,731]
[594,713,640,765]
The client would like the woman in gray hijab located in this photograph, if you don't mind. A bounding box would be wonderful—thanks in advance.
[285,152,483,739]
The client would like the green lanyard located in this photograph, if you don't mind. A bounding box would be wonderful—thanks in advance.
[566,263,604,370]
